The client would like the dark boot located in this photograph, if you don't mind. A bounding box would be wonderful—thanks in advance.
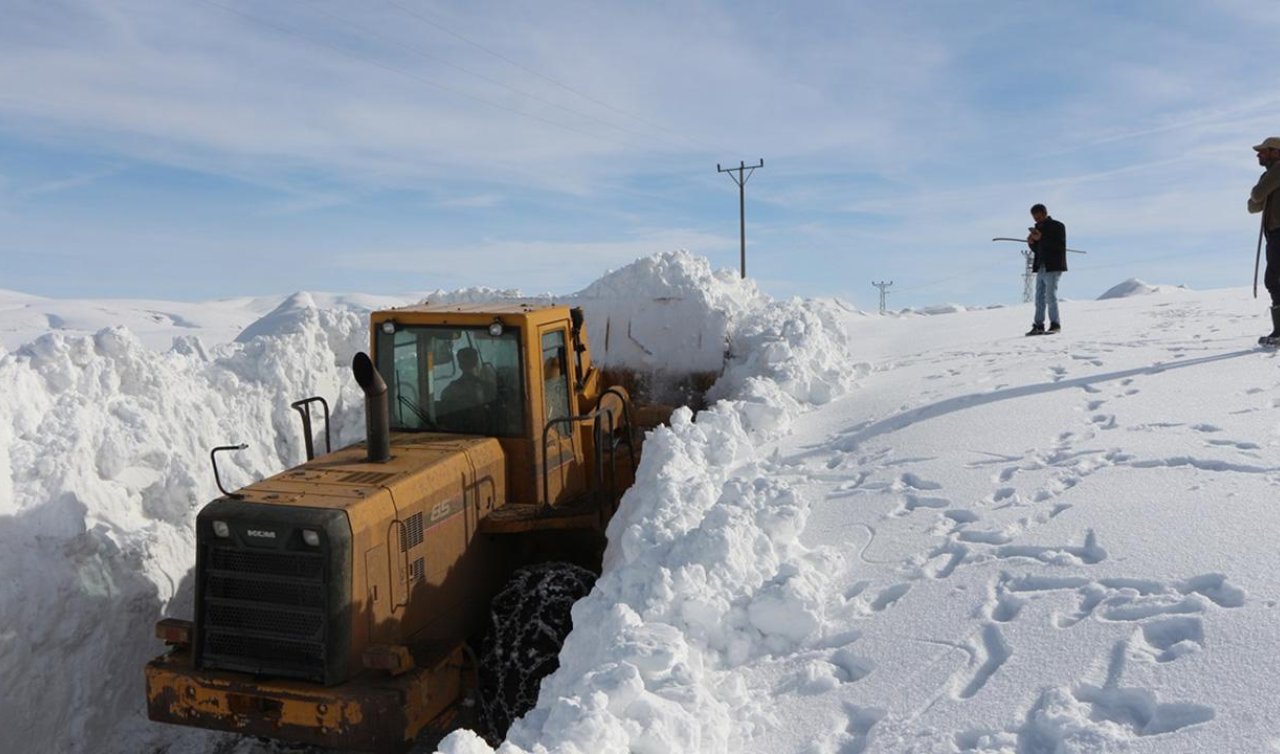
[1047,322,1061,334]
[1262,307,1280,346]
[1025,323,1045,336]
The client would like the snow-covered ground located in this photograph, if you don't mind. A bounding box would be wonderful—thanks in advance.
[2,257,1278,753]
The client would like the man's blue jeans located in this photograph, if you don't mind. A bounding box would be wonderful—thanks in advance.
[1034,270,1062,327]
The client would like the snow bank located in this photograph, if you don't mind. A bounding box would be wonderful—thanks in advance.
[894,303,1005,317]
[0,302,371,752]
[439,255,862,752]
[1097,278,1188,300]
[570,252,763,374]
[0,251,857,754]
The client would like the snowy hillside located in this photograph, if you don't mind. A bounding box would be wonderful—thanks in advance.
[2,254,1278,753]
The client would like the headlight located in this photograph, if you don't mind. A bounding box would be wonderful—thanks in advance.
[489,319,504,337]
[212,520,230,538]
[302,529,321,547]
[381,320,396,334]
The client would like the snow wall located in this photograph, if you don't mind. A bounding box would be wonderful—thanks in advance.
[0,251,859,753]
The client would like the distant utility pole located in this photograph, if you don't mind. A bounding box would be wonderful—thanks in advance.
[717,159,764,278]
[873,280,893,314]
[1021,251,1034,303]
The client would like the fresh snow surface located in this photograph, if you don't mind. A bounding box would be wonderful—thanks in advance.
[1097,279,1189,300]
[2,252,1278,754]
[0,288,416,351]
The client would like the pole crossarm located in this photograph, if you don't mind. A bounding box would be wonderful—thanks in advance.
[991,237,1088,254]
[717,159,763,186]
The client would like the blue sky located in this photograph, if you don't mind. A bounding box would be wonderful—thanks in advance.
[2,0,1279,310]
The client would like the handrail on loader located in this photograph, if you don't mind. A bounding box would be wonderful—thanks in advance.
[539,391,638,514]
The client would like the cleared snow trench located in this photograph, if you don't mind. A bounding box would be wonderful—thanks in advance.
[2,254,1276,754]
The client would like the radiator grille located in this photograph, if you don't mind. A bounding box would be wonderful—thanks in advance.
[211,548,324,579]
[200,543,329,682]
[400,512,424,551]
[206,575,325,609]
[206,603,325,639]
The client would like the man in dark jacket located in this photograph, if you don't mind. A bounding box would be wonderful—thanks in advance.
[1249,136,1280,346]
[1025,203,1067,336]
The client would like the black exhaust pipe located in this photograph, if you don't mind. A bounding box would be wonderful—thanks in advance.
[352,352,391,463]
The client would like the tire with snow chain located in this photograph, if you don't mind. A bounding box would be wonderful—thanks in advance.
[477,562,596,742]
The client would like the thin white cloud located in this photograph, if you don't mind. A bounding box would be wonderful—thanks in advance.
[329,229,732,291]
[435,193,504,209]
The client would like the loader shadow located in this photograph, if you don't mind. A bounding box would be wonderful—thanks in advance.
[832,349,1258,452]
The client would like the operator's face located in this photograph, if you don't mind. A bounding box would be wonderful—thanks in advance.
[1030,209,1047,223]
[1259,148,1280,167]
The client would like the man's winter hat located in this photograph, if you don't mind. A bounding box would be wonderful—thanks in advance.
[1254,136,1280,151]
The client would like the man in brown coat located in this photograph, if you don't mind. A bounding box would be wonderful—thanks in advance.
[1249,136,1280,345]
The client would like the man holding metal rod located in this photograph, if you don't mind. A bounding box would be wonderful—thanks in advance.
[1025,204,1067,336]
[1248,137,1280,347]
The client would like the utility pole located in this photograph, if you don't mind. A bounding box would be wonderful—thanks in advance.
[1021,251,1034,303]
[873,280,893,314]
[717,159,764,278]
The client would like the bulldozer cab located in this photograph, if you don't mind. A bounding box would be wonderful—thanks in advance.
[370,303,626,516]
[378,323,524,437]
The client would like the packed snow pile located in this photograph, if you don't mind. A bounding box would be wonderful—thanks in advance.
[1097,278,1188,300]
[438,259,862,754]
[570,251,767,373]
[233,291,412,343]
[0,307,375,751]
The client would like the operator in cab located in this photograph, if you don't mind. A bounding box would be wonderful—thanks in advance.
[439,347,496,433]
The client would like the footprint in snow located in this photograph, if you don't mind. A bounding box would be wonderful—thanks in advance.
[988,487,1016,503]
[871,583,911,611]
[893,472,943,491]
[825,704,885,754]
[900,494,950,514]
[1091,414,1118,430]
[961,624,1012,699]
[1134,615,1204,663]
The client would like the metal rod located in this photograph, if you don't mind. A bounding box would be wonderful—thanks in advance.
[210,443,248,499]
[290,396,331,461]
[992,237,1087,254]
[1255,201,1267,299]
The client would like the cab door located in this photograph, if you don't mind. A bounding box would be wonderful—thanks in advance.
[538,326,586,506]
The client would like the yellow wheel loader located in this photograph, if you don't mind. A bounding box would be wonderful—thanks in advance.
[145,302,677,752]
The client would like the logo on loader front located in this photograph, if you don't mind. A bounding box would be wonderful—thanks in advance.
[246,529,277,539]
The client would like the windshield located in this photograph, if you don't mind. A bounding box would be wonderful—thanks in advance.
[374,324,525,437]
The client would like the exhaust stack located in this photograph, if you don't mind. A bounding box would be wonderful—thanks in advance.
[352,352,391,463]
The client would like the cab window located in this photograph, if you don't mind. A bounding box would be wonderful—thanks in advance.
[541,330,571,436]
[374,324,524,437]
